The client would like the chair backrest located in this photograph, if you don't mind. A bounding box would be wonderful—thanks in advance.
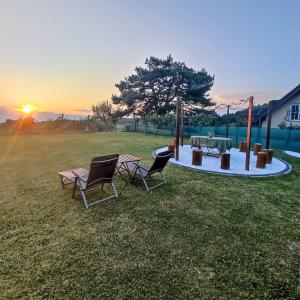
[86,154,119,188]
[148,150,173,175]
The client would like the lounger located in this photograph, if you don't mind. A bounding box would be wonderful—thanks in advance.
[72,154,119,208]
[126,150,173,191]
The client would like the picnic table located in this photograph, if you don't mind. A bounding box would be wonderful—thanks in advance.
[189,136,232,155]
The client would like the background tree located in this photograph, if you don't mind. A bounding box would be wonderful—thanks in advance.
[112,55,214,117]
[92,101,127,132]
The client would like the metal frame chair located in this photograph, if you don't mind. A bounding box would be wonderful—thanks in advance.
[72,154,119,208]
[126,150,173,191]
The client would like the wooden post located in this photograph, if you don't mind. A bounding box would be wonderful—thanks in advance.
[226,105,230,138]
[265,100,272,149]
[245,96,253,171]
[175,98,180,161]
[180,102,184,146]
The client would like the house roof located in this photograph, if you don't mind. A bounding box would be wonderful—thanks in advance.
[238,83,300,123]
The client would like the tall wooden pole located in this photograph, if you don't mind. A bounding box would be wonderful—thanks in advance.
[265,100,272,149]
[245,96,253,171]
[175,98,180,161]
[180,102,184,146]
[226,105,230,138]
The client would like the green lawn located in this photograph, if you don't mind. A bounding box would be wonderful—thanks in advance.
[1,132,299,299]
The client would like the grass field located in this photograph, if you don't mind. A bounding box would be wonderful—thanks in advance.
[1,132,299,299]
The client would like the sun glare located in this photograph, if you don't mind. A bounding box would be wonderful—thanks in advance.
[22,104,34,114]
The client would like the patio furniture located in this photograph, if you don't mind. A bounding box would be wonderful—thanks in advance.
[256,152,267,169]
[59,168,88,190]
[239,141,247,152]
[263,149,273,164]
[192,149,202,166]
[72,154,119,208]
[253,143,262,155]
[124,150,173,191]
[221,153,230,170]
[116,154,141,193]
[189,136,232,156]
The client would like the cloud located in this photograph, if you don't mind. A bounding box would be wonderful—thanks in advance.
[72,108,92,113]
[0,105,20,121]
[212,90,281,106]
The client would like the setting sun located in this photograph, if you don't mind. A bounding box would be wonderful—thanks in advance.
[22,104,34,115]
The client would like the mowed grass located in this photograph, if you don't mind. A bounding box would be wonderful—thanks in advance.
[1,132,299,299]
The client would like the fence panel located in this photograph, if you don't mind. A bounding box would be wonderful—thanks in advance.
[125,123,299,151]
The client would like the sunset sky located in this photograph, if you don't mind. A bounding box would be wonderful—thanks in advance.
[1,0,300,121]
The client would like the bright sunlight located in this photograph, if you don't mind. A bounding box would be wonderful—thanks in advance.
[21,104,34,114]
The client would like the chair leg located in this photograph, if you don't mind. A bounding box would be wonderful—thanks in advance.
[79,188,89,209]
[59,175,65,189]
[142,172,167,191]
[72,177,77,198]
[161,172,167,183]
[142,177,150,191]
[111,182,118,197]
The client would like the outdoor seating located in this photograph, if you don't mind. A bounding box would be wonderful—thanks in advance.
[221,153,230,170]
[192,149,202,166]
[239,141,247,152]
[256,152,267,169]
[253,143,262,155]
[72,154,119,208]
[263,149,273,164]
[125,150,173,191]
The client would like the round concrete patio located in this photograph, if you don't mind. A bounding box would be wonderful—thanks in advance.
[155,145,291,177]
[284,150,300,159]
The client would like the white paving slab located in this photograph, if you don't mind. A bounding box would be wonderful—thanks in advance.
[284,151,300,159]
[155,146,291,177]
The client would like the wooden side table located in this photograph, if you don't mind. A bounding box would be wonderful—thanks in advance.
[58,168,89,189]
[59,168,89,198]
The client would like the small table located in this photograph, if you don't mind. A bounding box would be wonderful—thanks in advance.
[59,168,89,197]
[58,168,88,189]
[189,136,232,155]
[116,154,141,193]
